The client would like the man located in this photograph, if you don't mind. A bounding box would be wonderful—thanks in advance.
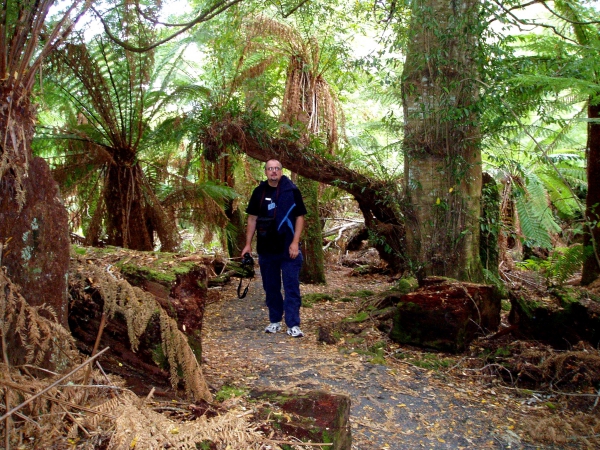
[241,159,307,337]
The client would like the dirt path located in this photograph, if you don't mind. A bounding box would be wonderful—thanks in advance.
[202,266,562,449]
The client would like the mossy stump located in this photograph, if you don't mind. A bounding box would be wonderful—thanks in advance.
[508,288,600,348]
[250,389,351,450]
[389,277,501,353]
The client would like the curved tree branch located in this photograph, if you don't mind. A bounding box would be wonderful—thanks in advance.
[92,0,244,53]
[200,114,408,271]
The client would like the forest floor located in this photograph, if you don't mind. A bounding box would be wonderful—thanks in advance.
[202,262,598,450]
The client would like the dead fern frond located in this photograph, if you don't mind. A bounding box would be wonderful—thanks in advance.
[107,400,269,450]
[159,309,212,401]
[0,267,78,368]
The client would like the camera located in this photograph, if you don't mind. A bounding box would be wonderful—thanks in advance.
[241,252,254,267]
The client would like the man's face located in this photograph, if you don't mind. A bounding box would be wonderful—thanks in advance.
[265,160,283,184]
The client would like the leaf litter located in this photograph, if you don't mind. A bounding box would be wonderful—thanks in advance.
[3,254,600,449]
[203,264,600,449]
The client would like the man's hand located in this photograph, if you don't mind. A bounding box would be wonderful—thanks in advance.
[289,242,299,259]
[241,244,252,258]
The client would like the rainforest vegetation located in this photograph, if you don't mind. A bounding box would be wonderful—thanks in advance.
[1,0,600,447]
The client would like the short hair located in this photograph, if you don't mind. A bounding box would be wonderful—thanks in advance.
[265,159,282,169]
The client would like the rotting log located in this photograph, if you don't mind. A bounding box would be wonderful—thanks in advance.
[68,247,215,398]
[508,287,600,349]
[389,277,501,353]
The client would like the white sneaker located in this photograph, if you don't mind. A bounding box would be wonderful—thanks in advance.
[265,322,281,333]
[287,326,304,338]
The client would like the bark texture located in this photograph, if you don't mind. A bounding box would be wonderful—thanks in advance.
[298,176,326,283]
[0,85,70,328]
[582,102,600,284]
[401,0,483,281]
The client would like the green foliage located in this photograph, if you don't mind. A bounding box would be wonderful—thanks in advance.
[302,293,334,308]
[516,244,584,286]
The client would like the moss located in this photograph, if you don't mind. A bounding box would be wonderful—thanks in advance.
[394,277,418,295]
[187,334,203,362]
[119,263,177,283]
[72,245,87,255]
[342,311,369,323]
[214,385,247,403]
[348,289,375,298]
[302,293,335,308]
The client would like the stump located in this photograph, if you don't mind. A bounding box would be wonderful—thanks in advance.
[508,287,600,348]
[389,277,501,353]
[250,389,352,450]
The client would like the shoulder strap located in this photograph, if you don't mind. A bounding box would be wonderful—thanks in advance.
[259,183,280,219]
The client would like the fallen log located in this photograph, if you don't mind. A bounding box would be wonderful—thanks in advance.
[68,247,213,401]
[508,286,600,348]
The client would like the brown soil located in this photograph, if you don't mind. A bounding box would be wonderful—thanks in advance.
[202,264,596,449]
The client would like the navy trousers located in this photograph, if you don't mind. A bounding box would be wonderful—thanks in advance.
[258,250,303,328]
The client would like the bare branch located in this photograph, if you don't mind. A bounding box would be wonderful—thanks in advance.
[92,0,244,53]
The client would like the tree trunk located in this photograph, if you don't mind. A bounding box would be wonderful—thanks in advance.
[225,201,247,258]
[401,0,483,281]
[582,101,600,285]
[104,163,154,250]
[103,162,180,252]
[0,83,70,330]
[298,177,326,284]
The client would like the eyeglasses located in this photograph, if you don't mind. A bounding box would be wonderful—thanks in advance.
[266,167,282,172]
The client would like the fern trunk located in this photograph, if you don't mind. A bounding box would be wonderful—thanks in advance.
[582,101,600,284]
[104,163,155,250]
[0,82,71,357]
[226,201,246,258]
[400,0,483,281]
[103,162,179,251]
[298,176,326,284]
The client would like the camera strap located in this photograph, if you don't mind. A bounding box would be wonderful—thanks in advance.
[237,276,250,299]
[237,255,254,299]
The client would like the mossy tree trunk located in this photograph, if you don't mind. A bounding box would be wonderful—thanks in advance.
[401,0,483,281]
[298,176,326,284]
[225,199,246,257]
[0,85,70,330]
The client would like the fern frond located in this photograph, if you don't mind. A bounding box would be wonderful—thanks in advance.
[546,244,584,286]
[515,192,553,249]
